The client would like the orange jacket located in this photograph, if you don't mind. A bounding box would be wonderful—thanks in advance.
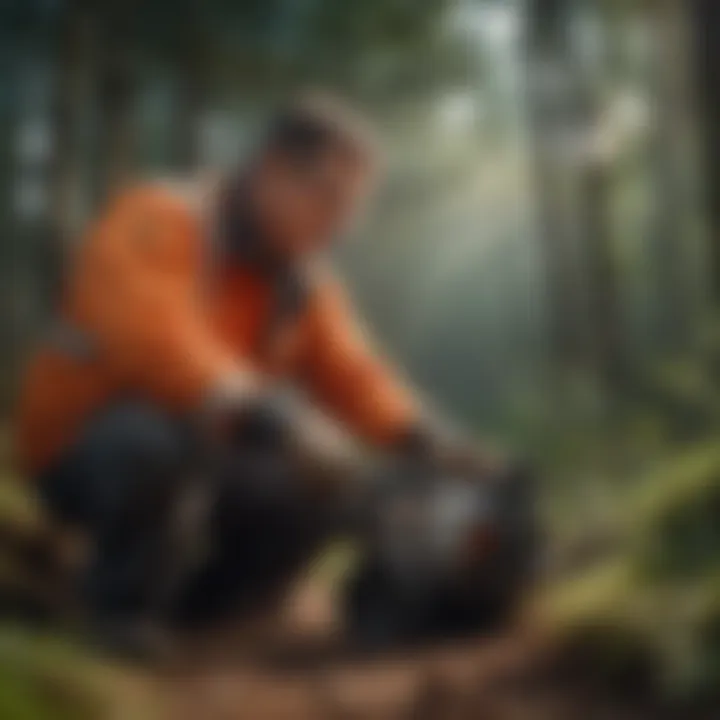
[15,183,419,473]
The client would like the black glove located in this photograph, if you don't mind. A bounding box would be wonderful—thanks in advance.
[206,389,361,499]
[209,390,295,454]
[397,424,507,480]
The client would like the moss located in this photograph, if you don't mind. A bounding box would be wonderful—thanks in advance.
[631,446,720,581]
[0,473,40,533]
[0,627,103,720]
[540,446,720,701]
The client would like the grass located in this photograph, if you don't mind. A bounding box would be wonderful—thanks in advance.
[535,442,720,702]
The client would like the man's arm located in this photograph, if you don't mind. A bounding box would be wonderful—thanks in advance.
[298,278,421,447]
[77,186,256,409]
[298,275,505,477]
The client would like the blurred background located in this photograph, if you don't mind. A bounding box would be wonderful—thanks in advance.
[3,0,720,717]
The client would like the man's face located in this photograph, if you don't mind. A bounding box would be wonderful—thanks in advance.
[251,148,373,259]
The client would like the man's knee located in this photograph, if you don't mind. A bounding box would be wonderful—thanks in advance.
[88,404,184,464]
[39,403,187,529]
[79,404,188,518]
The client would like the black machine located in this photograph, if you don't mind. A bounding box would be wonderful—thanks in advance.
[344,460,538,646]
[185,402,541,647]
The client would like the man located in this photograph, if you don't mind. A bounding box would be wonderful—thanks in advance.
[15,94,492,641]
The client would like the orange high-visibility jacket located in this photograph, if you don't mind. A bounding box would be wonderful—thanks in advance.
[15,183,419,473]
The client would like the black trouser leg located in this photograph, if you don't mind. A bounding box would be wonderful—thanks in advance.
[38,403,188,622]
[39,401,334,629]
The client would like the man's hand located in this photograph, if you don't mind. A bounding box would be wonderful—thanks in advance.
[202,371,265,448]
[204,376,363,495]
[398,425,508,481]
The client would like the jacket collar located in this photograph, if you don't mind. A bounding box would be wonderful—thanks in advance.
[215,170,287,276]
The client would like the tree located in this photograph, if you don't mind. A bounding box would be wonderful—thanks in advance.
[526,0,629,398]
[525,0,587,377]
[572,3,626,393]
[689,0,720,306]
[647,0,696,349]
[48,0,96,275]
[94,0,137,202]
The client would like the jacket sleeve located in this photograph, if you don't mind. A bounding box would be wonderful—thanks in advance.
[73,186,240,408]
[298,278,421,447]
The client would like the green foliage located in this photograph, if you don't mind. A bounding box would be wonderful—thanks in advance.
[0,628,101,720]
[638,360,720,441]
[542,445,720,702]
[634,447,720,580]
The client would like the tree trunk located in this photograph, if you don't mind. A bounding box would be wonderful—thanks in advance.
[173,24,208,173]
[48,0,95,289]
[0,50,24,410]
[689,0,720,305]
[571,8,626,396]
[648,0,696,349]
[525,0,587,375]
[578,159,624,391]
[527,0,628,398]
[94,3,136,204]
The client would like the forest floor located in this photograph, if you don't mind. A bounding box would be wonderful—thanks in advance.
[94,574,709,720]
[149,587,628,720]
[3,442,720,719]
[1,569,699,720]
[0,542,670,720]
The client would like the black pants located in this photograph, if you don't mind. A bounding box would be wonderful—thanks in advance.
[38,402,330,628]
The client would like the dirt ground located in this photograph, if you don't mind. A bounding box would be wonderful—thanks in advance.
[148,581,672,720]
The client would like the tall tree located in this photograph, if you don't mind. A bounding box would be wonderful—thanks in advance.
[573,4,626,393]
[690,0,720,305]
[648,0,696,348]
[525,0,587,376]
[94,0,137,202]
[170,1,210,171]
[48,0,96,271]
[577,152,624,391]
